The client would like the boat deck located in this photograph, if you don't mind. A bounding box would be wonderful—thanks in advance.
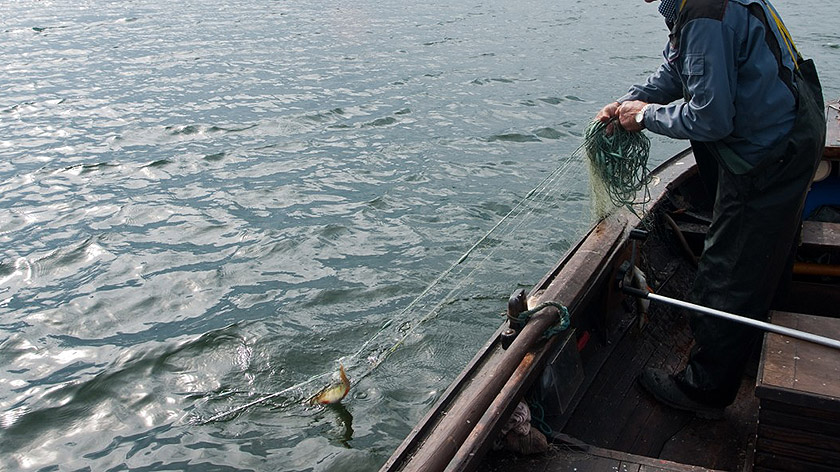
[485,210,840,471]
[486,208,761,471]
[488,442,726,472]
[565,224,759,469]
[486,305,760,471]
[558,305,759,470]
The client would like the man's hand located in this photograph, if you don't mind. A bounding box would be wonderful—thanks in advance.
[596,101,620,123]
[595,101,620,134]
[617,100,649,132]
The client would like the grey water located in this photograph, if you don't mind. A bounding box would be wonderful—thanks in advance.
[1,1,838,470]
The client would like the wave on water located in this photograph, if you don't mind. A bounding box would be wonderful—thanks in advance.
[0,325,249,453]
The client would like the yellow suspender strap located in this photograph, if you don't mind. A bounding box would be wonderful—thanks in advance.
[758,0,801,71]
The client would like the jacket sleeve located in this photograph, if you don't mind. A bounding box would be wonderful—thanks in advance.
[617,54,683,106]
[644,19,738,141]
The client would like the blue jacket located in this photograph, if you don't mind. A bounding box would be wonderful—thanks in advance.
[619,0,798,166]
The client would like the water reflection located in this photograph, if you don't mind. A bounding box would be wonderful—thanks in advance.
[326,403,354,448]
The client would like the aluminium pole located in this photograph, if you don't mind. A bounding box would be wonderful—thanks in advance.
[622,286,840,351]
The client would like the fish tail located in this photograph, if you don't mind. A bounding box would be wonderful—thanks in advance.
[339,364,350,390]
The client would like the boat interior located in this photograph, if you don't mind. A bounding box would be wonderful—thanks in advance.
[484,103,840,472]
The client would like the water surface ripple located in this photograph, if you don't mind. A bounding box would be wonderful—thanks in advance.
[1,1,837,470]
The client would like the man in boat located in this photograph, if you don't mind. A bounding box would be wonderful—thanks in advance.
[596,0,825,417]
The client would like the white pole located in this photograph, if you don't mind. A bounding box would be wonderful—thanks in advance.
[626,287,840,351]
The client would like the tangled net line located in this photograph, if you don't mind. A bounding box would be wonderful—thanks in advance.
[582,119,652,211]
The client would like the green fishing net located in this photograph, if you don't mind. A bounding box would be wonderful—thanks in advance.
[583,120,652,219]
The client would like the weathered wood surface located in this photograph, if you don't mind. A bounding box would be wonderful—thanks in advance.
[561,288,757,470]
[758,406,840,437]
[757,423,840,454]
[755,311,840,471]
[826,100,840,158]
[753,452,839,472]
[757,311,840,404]
[485,444,724,472]
[755,435,840,465]
[800,220,840,250]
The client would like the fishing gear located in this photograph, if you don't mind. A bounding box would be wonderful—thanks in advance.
[583,119,652,212]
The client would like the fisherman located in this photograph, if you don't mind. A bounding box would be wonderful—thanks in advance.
[596,0,825,418]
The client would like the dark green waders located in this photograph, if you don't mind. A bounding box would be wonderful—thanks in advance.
[677,59,826,407]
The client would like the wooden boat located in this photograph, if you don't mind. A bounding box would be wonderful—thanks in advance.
[381,100,840,472]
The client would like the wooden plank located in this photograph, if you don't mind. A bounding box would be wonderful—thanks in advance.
[755,436,840,465]
[484,449,620,472]
[758,423,840,453]
[562,265,696,453]
[760,398,840,423]
[619,343,691,458]
[482,450,551,472]
[800,220,840,250]
[619,461,643,472]
[558,227,755,468]
[757,380,840,415]
[485,437,724,472]
[542,453,619,472]
[598,338,662,450]
[825,100,840,158]
[587,445,722,472]
[757,311,840,402]
[754,451,839,472]
[563,313,674,452]
[522,445,724,472]
[547,314,635,437]
[759,408,840,437]
[660,397,755,472]
[610,304,698,457]
[564,321,657,447]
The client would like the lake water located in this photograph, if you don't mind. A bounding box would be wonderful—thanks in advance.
[1,1,838,470]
